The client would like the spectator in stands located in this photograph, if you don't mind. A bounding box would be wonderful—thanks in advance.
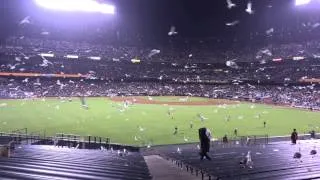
[310,130,316,139]
[291,129,298,144]
[198,127,211,160]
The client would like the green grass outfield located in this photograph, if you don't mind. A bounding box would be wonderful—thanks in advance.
[0,97,319,146]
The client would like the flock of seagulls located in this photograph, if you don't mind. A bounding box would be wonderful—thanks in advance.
[225,0,255,26]
[227,0,254,14]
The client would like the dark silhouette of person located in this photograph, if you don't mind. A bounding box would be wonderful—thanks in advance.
[173,126,178,135]
[263,121,266,128]
[310,130,315,139]
[291,129,298,144]
[199,127,211,160]
[234,128,238,136]
[223,134,228,143]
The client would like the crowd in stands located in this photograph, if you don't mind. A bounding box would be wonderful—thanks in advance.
[0,78,319,109]
[1,36,320,63]
[0,53,320,84]
[0,35,320,110]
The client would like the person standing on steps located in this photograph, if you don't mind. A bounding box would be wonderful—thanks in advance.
[199,127,212,160]
[291,129,298,144]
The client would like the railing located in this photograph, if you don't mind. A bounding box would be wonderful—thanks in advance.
[211,135,269,148]
[0,131,41,145]
[12,128,27,135]
[53,133,111,149]
[0,131,141,151]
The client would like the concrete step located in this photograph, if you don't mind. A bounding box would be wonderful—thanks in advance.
[144,155,200,180]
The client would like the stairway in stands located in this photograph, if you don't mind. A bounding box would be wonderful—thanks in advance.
[155,140,320,180]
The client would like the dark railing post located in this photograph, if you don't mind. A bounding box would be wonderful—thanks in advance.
[67,135,70,148]
[106,138,110,149]
[264,135,266,144]
[62,133,64,147]
[88,135,91,149]
[99,137,102,147]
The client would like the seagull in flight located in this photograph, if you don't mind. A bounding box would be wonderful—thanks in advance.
[226,20,240,26]
[226,0,236,9]
[245,1,254,15]
[19,16,31,25]
[168,26,178,36]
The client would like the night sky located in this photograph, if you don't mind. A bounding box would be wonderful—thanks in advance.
[0,0,319,42]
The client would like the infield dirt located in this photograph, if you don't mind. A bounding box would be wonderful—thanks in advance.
[109,96,238,106]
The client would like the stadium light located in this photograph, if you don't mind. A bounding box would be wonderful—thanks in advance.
[34,0,115,15]
[295,0,311,6]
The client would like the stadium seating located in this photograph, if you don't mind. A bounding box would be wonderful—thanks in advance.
[157,140,320,180]
[0,136,13,145]
[0,145,152,180]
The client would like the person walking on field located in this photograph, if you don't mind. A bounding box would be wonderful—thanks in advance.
[291,129,298,144]
[173,126,178,135]
[199,127,212,160]
[234,128,238,136]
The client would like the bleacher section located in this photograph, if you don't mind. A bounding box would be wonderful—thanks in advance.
[156,140,320,180]
[0,136,13,145]
[0,145,152,180]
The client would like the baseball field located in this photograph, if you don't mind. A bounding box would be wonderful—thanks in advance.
[0,96,319,146]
